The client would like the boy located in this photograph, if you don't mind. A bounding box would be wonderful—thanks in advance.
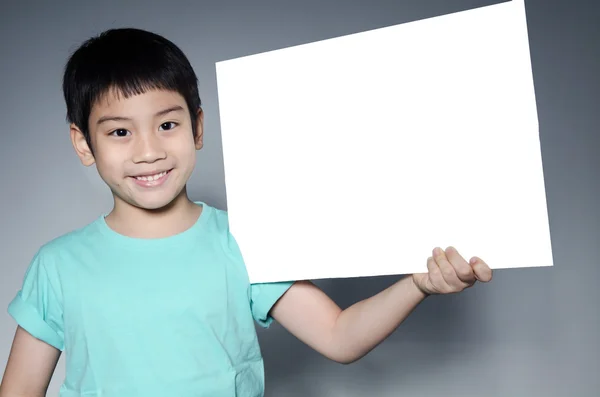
[0,28,492,397]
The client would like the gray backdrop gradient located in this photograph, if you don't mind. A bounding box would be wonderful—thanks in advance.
[1,0,598,396]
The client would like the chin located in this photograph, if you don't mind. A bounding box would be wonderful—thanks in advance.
[133,195,180,211]
[112,189,178,212]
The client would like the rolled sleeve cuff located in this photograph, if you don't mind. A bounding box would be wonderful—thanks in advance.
[251,281,295,328]
[7,291,64,351]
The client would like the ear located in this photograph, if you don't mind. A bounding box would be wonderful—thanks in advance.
[70,124,95,166]
[194,108,204,150]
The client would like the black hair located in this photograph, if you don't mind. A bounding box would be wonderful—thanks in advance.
[62,28,201,151]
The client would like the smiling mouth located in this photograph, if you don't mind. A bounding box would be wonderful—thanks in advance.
[132,170,169,181]
[129,168,173,184]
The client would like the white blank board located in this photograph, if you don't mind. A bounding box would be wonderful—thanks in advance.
[215,0,554,283]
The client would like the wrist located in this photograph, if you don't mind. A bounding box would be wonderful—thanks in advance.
[410,274,431,299]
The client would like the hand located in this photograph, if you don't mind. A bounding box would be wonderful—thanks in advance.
[412,246,492,296]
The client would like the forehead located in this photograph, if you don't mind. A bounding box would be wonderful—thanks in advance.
[90,88,188,119]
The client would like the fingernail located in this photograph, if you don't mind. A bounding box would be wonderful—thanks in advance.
[470,257,477,264]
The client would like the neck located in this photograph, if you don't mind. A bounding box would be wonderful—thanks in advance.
[105,187,203,239]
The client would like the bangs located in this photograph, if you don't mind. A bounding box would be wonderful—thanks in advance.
[62,28,200,144]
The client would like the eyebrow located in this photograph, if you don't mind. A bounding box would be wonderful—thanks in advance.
[96,105,185,126]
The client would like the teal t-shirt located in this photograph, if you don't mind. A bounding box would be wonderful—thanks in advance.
[7,202,294,396]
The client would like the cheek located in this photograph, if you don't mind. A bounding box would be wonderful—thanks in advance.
[94,152,126,183]
[171,136,198,164]
[178,147,197,174]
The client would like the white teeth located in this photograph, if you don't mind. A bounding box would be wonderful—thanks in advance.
[135,171,167,181]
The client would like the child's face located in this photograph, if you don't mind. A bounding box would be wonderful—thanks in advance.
[71,88,203,211]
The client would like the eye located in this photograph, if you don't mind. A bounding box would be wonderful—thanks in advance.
[159,122,178,131]
[109,129,130,137]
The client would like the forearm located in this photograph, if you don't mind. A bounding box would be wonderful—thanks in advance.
[330,275,427,364]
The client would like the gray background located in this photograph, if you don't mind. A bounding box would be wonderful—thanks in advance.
[1,0,598,396]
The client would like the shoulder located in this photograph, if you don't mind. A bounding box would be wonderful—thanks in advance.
[32,217,103,268]
[196,201,245,261]
[198,201,231,235]
[41,217,100,250]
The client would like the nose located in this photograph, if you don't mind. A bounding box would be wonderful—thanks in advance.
[131,131,167,164]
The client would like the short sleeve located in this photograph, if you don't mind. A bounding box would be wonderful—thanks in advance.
[7,250,64,351]
[250,281,294,328]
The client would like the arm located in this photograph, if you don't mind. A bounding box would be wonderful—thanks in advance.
[271,246,492,364]
[0,326,60,397]
[271,277,425,364]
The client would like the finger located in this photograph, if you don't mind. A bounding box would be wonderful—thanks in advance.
[433,247,470,291]
[427,256,448,293]
[470,257,493,282]
[445,246,476,284]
